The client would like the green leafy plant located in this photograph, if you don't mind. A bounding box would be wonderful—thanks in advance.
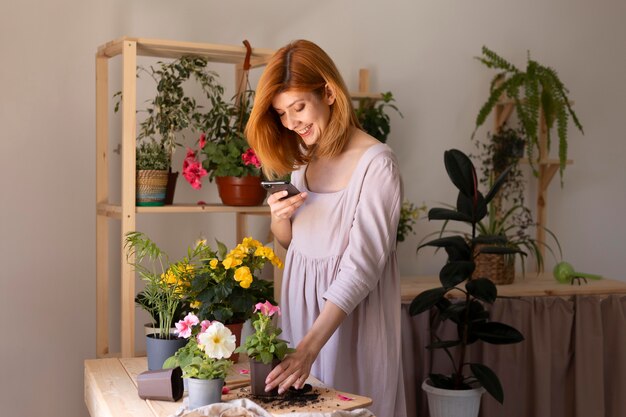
[236,301,295,365]
[136,139,170,171]
[470,126,562,273]
[355,91,403,144]
[410,149,525,404]
[473,46,584,181]
[397,200,427,243]
[123,232,213,339]
[114,55,224,169]
[164,313,235,379]
[189,237,280,324]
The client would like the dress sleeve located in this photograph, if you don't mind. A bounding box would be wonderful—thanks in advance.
[323,152,402,315]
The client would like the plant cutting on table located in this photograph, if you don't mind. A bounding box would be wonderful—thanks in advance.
[410,149,524,407]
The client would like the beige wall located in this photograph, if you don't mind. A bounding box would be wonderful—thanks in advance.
[2,0,625,416]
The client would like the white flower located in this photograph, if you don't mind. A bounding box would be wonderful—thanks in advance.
[197,322,236,359]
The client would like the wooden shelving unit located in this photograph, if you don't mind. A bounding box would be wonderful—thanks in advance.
[95,37,276,358]
[492,100,573,262]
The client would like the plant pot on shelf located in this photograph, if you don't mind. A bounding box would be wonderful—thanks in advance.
[216,175,266,206]
[422,379,486,417]
[164,171,179,205]
[249,358,280,397]
[136,170,169,206]
[473,243,515,285]
[186,377,224,409]
[145,334,187,371]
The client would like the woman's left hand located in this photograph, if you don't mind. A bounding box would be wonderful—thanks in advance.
[264,342,318,394]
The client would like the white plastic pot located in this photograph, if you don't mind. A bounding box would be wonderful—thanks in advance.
[422,379,486,417]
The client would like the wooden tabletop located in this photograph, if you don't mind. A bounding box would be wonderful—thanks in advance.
[400,273,626,303]
[84,357,372,417]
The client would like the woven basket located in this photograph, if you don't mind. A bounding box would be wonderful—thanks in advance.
[136,170,169,206]
[473,244,515,285]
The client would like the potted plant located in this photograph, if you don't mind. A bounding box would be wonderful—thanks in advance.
[397,200,427,244]
[472,45,584,181]
[410,149,525,417]
[188,236,281,361]
[165,313,236,409]
[115,55,224,203]
[135,139,170,206]
[236,301,295,397]
[470,126,562,282]
[184,90,266,206]
[124,231,213,370]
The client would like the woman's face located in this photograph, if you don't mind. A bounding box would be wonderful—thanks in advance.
[271,88,335,146]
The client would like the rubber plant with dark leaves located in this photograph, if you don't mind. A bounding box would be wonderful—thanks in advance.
[410,149,525,404]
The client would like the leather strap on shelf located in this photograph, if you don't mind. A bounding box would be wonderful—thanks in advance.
[243,40,252,71]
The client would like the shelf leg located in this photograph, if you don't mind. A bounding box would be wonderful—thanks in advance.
[96,53,109,358]
[120,41,138,357]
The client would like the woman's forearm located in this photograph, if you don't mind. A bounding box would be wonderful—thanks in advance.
[271,217,293,249]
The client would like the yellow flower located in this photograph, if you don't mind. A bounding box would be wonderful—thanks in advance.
[209,259,218,269]
[242,237,262,249]
[234,266,253,288]
[190,300,202,309]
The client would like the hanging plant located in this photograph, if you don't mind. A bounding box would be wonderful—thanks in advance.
[472,46,584,181]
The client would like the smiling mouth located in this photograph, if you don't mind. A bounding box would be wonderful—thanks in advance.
[297,125,312,136]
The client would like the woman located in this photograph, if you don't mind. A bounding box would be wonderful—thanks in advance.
[246,40,406,417]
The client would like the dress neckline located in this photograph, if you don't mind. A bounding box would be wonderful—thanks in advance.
[302,143,388,195]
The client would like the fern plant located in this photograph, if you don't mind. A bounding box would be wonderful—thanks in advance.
[473,46,584,182]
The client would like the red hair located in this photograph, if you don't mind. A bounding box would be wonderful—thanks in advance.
[246,40,359,179]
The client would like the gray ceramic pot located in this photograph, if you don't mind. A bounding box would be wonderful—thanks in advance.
[249,358,280,397]
[145,334,186,371]
[186,377,224,409]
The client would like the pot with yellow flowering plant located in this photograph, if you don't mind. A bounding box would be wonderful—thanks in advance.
[236,301,295,397]
[124,231,214,370]
[188,237,282,362]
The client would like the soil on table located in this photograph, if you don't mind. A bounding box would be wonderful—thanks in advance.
[234,384,333,412]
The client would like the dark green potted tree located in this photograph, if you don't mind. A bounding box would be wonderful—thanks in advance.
[410,149,524,417]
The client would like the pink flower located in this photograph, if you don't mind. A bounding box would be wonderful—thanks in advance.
[241,148,261,168]
[254,300,281,317]
[200,320,212,332]
[198,133,207,149]
[175,313,200,338]
[183,148,208,190]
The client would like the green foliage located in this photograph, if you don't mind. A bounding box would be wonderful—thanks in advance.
[164,337,232,380]
[473,46,584,182]
[188,238,279,324]
[397,200,427,243]
[236,309,295,365]
[114,56,225,169]
[355,92,403,143]
[124,231,214,339]
[136,139,170,170]
[199,90,261,180]
[410,149,525,404]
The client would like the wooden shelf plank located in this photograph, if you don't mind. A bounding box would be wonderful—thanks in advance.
[97,37,275,66]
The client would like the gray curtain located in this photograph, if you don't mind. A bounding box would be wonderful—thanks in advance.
[401,295,626,417]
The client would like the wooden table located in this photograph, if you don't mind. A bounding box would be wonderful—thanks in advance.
[400,272,626,303]
[84,357,372,417]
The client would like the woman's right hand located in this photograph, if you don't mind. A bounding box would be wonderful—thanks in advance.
[267,191,307,222]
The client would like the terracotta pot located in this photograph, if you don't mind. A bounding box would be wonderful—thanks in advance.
[249,358,280,397]
[215,176,266,206]
[226,321,244,363]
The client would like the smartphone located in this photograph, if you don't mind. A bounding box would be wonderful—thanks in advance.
[261,180,301,199]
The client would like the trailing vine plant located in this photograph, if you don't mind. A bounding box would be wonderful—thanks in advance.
[472,46,584,182]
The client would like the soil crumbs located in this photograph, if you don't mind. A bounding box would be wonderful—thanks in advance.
[234,384,330,412]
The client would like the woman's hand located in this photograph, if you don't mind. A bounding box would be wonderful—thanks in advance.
[264,341,318,394]
[267,191,307,222]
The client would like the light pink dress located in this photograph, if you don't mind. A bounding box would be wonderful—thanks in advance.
[280,143,407,417]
